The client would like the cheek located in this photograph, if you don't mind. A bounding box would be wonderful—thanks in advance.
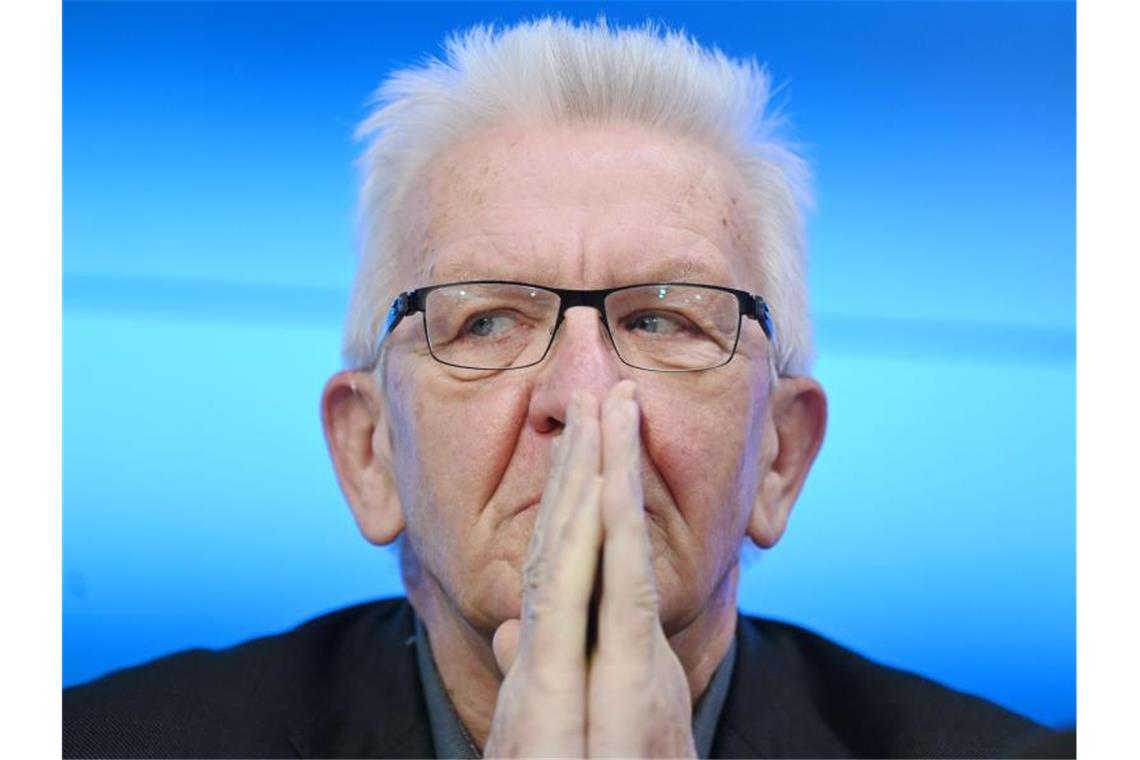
[641,375,767,544]
[383,358,544,628]
[388,364,530,534]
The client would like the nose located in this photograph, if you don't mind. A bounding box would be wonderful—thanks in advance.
[526,305,625,434]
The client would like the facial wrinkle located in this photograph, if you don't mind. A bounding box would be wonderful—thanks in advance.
[668,548,739,645]
[479,387,534,529]
[638,415,686,535]
[574,217,590,285]
[442,366,507,384]
[666,223,737,276]
[669,161,721,217]
[612,227,732,286]
[603,239,704,285]
[526,231,558,285]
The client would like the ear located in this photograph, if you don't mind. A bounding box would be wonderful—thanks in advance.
[320,370,405,545]
[748,375,828,548]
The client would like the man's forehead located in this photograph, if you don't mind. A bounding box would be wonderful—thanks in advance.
[395,122,759,291]
[425,254,727,288]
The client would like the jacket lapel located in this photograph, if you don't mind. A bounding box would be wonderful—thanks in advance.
[288,600,436,758]
[712,615,853,758]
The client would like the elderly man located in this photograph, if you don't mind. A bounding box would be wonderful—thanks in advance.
[64,18,1054,759]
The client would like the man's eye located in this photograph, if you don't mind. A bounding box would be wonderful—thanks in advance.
[623,311,693,335]
[463,312,518,338]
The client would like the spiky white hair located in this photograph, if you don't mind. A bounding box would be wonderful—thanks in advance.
[345,17,814,376]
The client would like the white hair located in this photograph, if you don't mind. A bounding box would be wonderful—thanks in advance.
[345,16,815,376]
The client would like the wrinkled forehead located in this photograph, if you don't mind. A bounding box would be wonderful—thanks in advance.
[393,123,758,290]
[426,252,727,290]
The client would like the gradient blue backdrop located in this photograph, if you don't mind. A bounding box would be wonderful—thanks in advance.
[63,0,1075,728]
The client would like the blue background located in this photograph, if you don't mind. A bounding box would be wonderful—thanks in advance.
[63,1,1075,728]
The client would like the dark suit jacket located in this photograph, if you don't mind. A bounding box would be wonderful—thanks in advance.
[63,597,1055,758]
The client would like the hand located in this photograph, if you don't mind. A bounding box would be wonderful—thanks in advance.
[587,383,696,758]
[483,382,696,758]
[483,388,602,757]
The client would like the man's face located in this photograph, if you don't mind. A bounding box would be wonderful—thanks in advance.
[379,123,775,636]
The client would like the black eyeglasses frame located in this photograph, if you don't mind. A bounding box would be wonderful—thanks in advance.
[374,280,775,373]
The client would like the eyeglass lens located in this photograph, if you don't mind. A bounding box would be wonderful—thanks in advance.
[422,283,741,371]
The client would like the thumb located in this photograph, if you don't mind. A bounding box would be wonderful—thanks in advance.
[492,618,521,676]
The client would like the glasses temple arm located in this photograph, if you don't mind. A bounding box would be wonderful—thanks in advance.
[746,295,775,342]
[371,290,419,365]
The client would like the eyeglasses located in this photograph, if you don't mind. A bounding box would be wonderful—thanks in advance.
[375,280,775,373]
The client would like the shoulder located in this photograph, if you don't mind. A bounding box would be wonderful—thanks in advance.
[64,598,417,759]
[719,614,1054,758]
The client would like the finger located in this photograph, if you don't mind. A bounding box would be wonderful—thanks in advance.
[489,409,599,760]
[525,473,603,660]
[548,391,601,545]
[522,400,575,579]
[518,393,604,669]
[598,381,659,648]
[522,393,594,600]
[492,618,521,676]
[544,391,602,602]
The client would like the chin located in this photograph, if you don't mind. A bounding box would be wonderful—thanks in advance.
[655,584,693,637]
[455,568,525,637]
[652,555,724,636]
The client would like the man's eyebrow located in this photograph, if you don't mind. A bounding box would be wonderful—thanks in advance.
[628,257,722,284]
[427,263,484,283]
